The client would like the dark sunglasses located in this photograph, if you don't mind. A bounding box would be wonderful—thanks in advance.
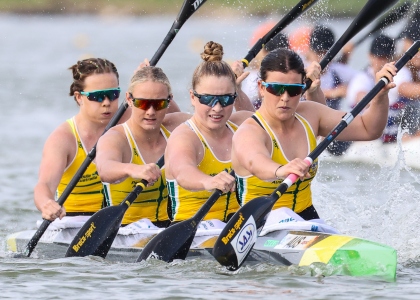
[80,88,121,102]
[129,93,171,111]
[193,91,237,107]
[261,82,305,97]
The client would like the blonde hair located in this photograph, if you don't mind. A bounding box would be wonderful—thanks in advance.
[128,66,172,95]
[191,41,236,90]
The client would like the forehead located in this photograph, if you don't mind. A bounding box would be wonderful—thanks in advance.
[83,73,118,90]
[132,80,169,96]
[264,70,303,83]
[195,75,235,92]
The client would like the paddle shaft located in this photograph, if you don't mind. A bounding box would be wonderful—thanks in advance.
[24,0,207,258]
[304,0,399,91]
[353,1,412,47]
[242,0,319,68]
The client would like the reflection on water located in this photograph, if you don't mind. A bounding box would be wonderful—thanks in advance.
[0,13,419,299]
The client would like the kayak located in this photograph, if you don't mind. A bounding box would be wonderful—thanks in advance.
[5,208,397,281]
[320,137,420,170]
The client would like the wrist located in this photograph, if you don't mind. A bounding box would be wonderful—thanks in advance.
[274,165,282,179]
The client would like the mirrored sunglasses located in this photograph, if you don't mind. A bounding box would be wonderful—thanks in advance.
[193,91,237,107]
[80,88,121,102]
[261,82,305,97]
[130,93,171,111]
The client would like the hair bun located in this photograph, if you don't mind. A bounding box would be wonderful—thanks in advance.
[200,41,224,62]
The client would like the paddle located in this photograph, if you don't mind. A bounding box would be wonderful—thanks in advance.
[212,0,403,271]
[65,156,165,258]
[242,0,320,68]
[22,0,207,258]
[352,1,412,47]
[136,171,234,263]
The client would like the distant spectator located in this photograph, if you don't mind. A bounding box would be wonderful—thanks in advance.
[305,25,358,155]
[398,13,420,140]
[346,34,412,143]
[242,28,290,109]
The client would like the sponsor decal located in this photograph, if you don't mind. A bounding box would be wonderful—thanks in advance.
[192,0,205,10]
[302,0,315,11]
[72,222,96,252]
[221,213,244,245]
[278,217,295,224]
[263,239,279,248]
[274,234,319,250]
[231,215,258,266]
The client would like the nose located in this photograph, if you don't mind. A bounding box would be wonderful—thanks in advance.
[211,101,223,111]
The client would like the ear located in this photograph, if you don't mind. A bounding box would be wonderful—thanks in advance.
[74,91,83,106]
[257,80,265,96]
[125,92,132,107]
[189,89,196,106]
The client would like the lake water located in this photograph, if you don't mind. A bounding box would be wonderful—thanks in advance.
[1,10,420,299]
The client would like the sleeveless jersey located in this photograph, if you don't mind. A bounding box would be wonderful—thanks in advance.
[167,119,240,222]
[57,117,106,214]
[236,111,318,213]
[104,123,170,225]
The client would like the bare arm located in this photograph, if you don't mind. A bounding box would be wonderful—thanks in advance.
[96,127,161,184]
[303,62,327,105]
[231,60,255,112]
[165,125,235,192]
[33,125,71,221]
[398,82,420,99]
[316,63,396,141]
[232,121,310,181]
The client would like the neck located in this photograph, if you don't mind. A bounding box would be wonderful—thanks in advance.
[191,116,228,139]
[74,114,107,139]
[126,119,162,146]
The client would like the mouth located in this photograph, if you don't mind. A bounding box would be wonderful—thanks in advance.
[209,114,223,121]
[102,111,112,116]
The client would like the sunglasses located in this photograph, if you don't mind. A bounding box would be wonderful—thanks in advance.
[193,91,237,107]
[261,82,305,97]
[80,88,121,102]
[129,93,171,111]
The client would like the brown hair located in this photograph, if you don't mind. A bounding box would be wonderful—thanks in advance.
[128,66,172,95]
[260,48,305,82]
[191,41,236,90]
[69,58,119,104]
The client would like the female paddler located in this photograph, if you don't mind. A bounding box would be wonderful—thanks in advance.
[33,58,182,222]
[95,66,191,228]
[231,48,397,220]
[164,41,324,224]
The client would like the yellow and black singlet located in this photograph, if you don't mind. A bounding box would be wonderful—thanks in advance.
[167,119,240,222]
[57,117,107,215]
[104,123,170,226]
[236,111,318,213]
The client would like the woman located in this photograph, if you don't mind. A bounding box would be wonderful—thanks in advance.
[95,66,191,227]
[232,48,396,220]
[164,41,323,223]
[34,58,131,221]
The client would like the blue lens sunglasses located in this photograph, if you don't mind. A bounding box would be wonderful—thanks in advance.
[80,88,121,102]
[261,82,305,97]
[193,91,237,107]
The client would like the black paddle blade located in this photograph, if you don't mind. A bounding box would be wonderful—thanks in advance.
[212,195,275,271]
[65,206,125,258]
[136,219,198,263]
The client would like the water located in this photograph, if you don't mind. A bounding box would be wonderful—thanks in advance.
[1,12,419,299]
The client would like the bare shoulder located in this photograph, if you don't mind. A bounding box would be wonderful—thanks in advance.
[44,121,75,151]
[233,117,265,141]
[229,110,254,126]
[98,124,126,146]
[163,112,192,131]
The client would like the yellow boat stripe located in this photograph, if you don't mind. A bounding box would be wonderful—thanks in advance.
[300,235,354,265]
[6,233,18,252]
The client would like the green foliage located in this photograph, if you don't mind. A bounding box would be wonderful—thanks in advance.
[0,0,367,16]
